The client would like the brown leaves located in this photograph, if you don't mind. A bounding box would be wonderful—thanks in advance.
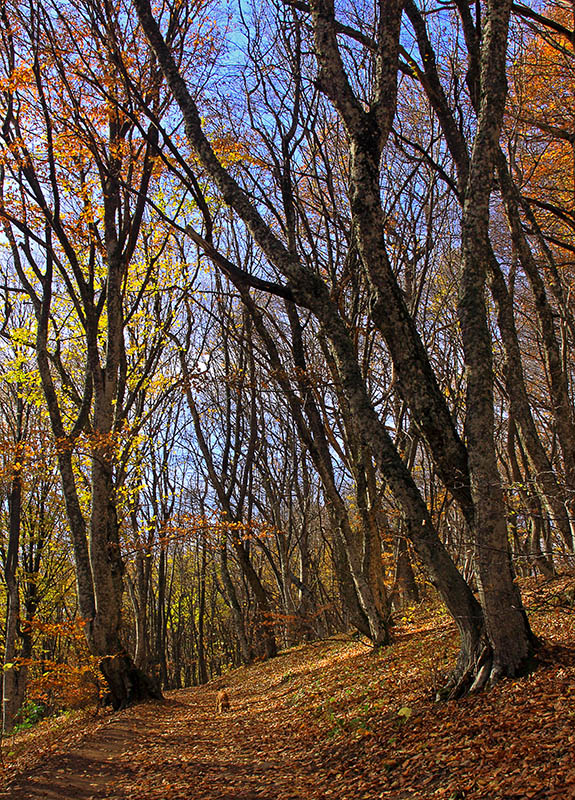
[3,577,575,800]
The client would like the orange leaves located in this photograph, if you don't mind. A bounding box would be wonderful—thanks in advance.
[0,427,57,487]
[14,618,101,713]
[146,510,278,549]
[509,3,575,243]
[0,64,34,94]
[210,133,269,170]
[23,616,88,645]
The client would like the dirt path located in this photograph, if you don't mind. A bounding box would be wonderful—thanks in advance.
[3,658,330,800]
[5,714,139,799]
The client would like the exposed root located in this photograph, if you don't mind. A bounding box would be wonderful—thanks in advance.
[468,649,493,693]
[435,642,492,701]
[436,633,539,701]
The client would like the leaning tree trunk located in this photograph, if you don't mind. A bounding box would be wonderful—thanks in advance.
[318,330,392,643]
[486,245,573,552]
[266,298,391,645]
[410,0,537,688]
[495,157,574,552]
[499,152,575,523]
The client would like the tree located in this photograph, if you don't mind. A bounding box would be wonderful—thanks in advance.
[0,0,186,705]
[0,328,74,729]
[1,382,25,732]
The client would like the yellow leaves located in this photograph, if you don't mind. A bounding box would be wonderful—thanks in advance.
[211,133,266,170]
[1,342,46,411]
[5,325,33,350]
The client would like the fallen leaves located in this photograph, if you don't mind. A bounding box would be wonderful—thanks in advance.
[1,576,574,800]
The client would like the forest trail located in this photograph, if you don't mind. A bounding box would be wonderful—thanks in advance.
[3,655,327,800]
[3,578,575,800]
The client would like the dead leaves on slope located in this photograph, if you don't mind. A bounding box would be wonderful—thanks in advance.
[2,576,574,800]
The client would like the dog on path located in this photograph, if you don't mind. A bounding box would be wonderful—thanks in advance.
[216,688,230,713]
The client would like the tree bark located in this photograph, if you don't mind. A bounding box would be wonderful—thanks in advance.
[2,401,25,733]
[406,0,537,684]
[392,534,420,611]
[458,0,534,685]
[496,154,575,550]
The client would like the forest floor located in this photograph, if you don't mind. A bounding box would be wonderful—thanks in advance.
[1,575,574,800]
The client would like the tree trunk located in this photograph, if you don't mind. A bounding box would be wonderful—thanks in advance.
[496,156,575,551]
[218,536,251,663]
[392,534,420,611]
[331,532,371,638]
[406,0,537,686]
[88,452,162,708]
[457,0,534,687]
[273,300,391,644]
[487,248,573,551]
[508,416,556,579]
[2,418,25,734]
[129,548,150,670]
[229,533,277,659]
[100,653,161,711]
[197,539,209,684]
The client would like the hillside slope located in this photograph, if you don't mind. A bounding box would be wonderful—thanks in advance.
[2,576,574,800]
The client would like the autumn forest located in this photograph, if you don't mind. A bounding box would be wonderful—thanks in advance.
[0,0,574,791]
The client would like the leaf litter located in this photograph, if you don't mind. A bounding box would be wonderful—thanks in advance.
[1,575,574,799]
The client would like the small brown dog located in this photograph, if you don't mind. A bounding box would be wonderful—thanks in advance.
[216,688,230,713]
